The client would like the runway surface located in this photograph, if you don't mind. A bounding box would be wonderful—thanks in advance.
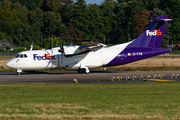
[1,70,180,84]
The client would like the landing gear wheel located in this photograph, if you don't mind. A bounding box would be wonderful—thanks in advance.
[77,68,90,74]
[77,68,83,73]
[17,72,20,75]
[82,68,86,73]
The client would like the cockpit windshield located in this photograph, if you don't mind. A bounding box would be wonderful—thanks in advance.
[15,54,20,58]
[15,54,28,58]
[20,54,23,58]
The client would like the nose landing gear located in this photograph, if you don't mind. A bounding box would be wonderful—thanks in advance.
[17,69,22,75]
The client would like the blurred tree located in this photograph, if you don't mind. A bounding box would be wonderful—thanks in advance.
[70,0,90,39]
[114,1,129,44]
[149,8,166,19]
[43,0,63,12]
[117,0,132,2]
[134,10,150,37]
[100,1,116,40]
[42,12,66,38]
[12,1,28,16]
[88,4,105,40]
[62,0,74,10]
[60,4,73,24]
[29,7,44,45]
[42,37,65,49]
[171,18,180,44]
[0,0,179,48]
[1,0,12,8]
[0,32,12,41]
[65,23,84,45]
[0,2,32,46]
[124,0,145,40]
[0,5,17,42]
[13,0,44,10]
[142,0,160,10]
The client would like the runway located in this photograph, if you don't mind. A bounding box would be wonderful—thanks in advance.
[1,70,180,84]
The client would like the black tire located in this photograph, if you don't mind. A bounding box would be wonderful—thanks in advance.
[82,68,86,73]
[77,68,83,73]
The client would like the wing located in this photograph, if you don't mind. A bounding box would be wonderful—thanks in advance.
[79,43,107,51]
[64,43,107,57]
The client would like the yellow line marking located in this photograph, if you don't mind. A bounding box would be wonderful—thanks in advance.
[147,79,175,82]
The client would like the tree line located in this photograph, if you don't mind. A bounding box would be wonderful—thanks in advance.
[0,0,179,49]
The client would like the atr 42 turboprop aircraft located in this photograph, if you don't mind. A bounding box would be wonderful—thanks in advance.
[6,15,172,74]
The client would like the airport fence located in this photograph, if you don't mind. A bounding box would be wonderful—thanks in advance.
[0,50,18,56]
[169,50,180,54]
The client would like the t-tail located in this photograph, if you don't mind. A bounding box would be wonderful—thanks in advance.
[128,15,171,48]
[107,15,172,66]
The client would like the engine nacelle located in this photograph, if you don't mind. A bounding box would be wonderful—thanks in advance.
[64,46,79,55]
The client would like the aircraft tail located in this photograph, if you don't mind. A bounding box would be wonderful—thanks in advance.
[127,15,171,48]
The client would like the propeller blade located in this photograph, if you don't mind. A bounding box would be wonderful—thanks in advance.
[58,41,64,53]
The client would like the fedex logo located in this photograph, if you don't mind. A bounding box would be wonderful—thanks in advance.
[146,30,162,36]
[33,54,56,61]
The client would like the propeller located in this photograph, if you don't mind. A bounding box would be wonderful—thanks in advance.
[58,41,64,53]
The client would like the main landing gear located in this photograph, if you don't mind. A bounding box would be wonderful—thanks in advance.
[77,67,90,74]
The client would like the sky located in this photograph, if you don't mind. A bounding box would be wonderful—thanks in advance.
[73,0,105,5]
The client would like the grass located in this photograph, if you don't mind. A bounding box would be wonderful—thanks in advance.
[0,82,180,119]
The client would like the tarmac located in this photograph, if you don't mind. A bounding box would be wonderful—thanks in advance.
[0,70,180,84]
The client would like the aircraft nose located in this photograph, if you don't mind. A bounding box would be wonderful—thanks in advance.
[6,61,11,68]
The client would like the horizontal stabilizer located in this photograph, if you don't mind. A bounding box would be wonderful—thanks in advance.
[153,19,173,22]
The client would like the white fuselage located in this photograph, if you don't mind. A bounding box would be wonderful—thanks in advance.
[6,42,130,72]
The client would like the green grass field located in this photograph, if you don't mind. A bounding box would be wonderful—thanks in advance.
[0,82,180,119]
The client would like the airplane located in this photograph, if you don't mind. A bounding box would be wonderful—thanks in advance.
[6,15,172,75]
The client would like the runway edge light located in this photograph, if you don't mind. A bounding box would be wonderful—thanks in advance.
[74,79,78,83]
[117,76,122,81]
[133,75,136,80]
[126,76,130,81]
[147,75,150,79]
[111,77,115,81]
[176,74,179,78]
[154,75,157,79]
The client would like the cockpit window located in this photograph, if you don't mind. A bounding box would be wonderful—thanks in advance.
[15,54,28,58]
[24,54,27,58]
[15,54,20,58]
[20,54,23,58]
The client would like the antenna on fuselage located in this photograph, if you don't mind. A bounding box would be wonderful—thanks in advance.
[30,42,34,51]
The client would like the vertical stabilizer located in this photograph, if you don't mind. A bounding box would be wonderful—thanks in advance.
[127,15,169,48]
